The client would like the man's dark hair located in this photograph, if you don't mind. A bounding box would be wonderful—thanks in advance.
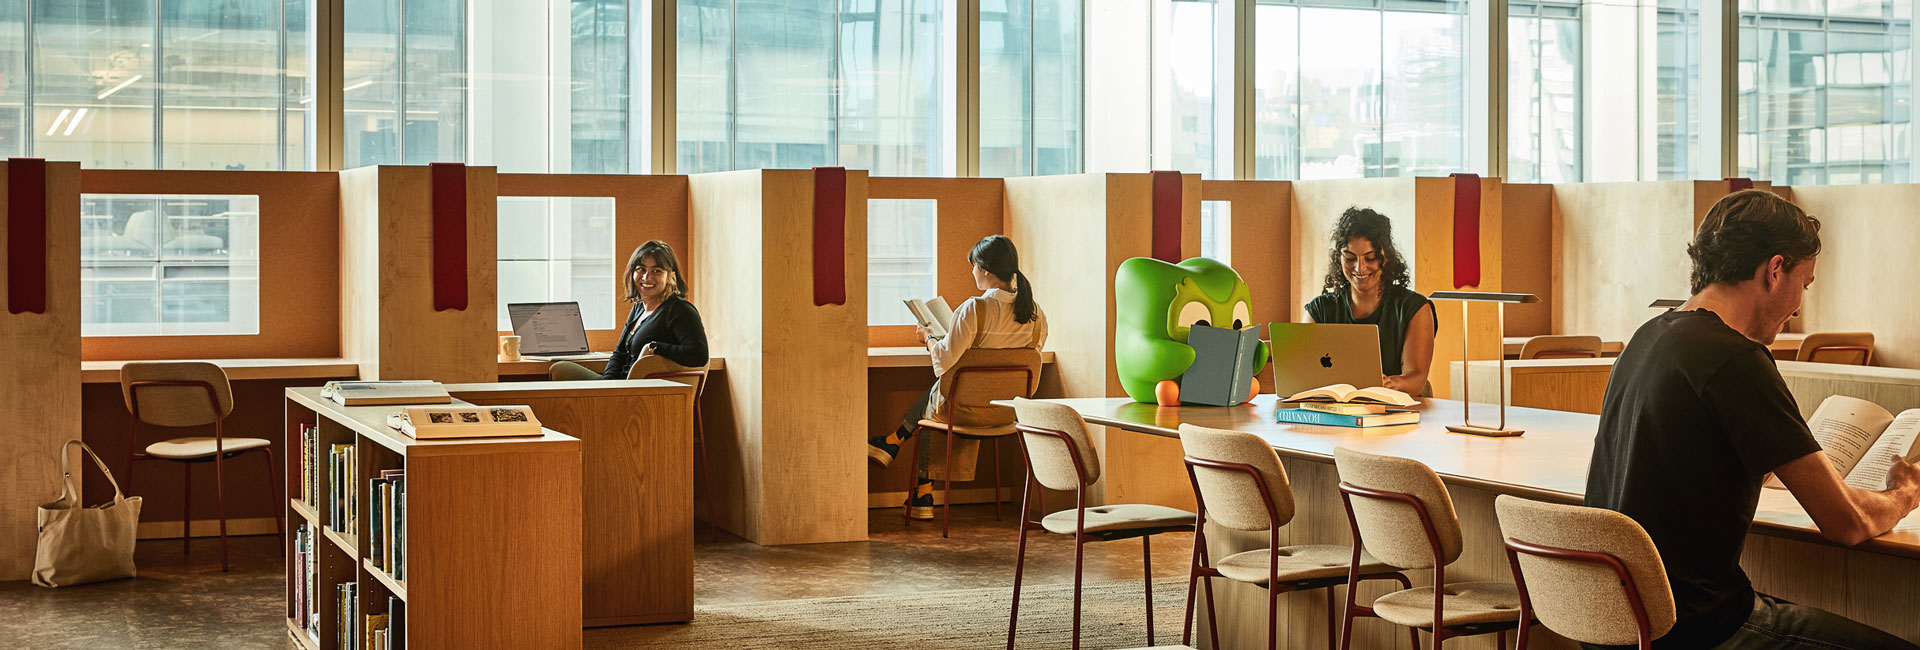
[1687,190,1822,294]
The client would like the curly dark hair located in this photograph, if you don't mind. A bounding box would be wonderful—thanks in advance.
[1687,190,1822,294]
[1320,207,1411,294]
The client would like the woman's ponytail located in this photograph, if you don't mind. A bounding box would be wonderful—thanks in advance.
[1012,270,1036,324]
[970,235,1037,324]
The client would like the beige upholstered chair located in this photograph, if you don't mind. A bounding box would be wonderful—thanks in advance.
[625,355,720,542]
[1518,335,1603,360]
[1797,332,1874,366]
[1179,424,1412,650]
[906,347,1044,537]
[120,361,282,572]
[1332,447,1526,649]
[1008,399,1196,650]
[1496,495,1676,650]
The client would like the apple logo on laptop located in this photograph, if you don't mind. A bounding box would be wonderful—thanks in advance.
[1320,354,1333,368]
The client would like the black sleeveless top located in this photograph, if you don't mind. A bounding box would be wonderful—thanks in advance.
[1303,285,1436,376]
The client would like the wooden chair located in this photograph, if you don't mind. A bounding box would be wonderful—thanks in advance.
[1332,447,1528,649]
[903,347,1043,537]
[1179,424,1413,650]
[1796,332,1874,366]
[1518,335,1602,360]
[120,361,282,572]
[627,355,719,542]
[1007,398,1196,650]
[1495,495,1676,650]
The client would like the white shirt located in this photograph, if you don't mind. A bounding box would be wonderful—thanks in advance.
[928,288,1048,377]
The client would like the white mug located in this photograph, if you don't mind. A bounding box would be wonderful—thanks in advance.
[499,335,522,362]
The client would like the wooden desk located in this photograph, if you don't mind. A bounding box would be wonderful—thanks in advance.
[83,358,358,383]
[1028,395,1920,649]
[1501,332,1806,360]
[867,346,1059,368]
[496,357,729,378]
[1454,357,1920,420]
[447,380,696,627]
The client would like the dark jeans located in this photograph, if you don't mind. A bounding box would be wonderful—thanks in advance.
[873,387,935,479]
[1711,592,1918,650]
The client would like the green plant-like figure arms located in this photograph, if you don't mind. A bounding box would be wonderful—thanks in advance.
[1114,257,1271,404]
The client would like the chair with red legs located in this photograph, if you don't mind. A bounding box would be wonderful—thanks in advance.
[1496,495,1677,650]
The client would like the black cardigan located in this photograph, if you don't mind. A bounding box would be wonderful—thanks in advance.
[602,296,710,379]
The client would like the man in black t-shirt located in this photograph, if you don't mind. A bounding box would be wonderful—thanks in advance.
[1587,190,1920,650]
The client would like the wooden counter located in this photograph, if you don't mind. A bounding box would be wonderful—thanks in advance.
[1027,395,1920,648]
[1452,357,1920,420]
[1501,332,1805,360]
[83,358,358,383]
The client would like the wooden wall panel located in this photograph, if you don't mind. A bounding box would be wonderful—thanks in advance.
[78,170,341,360]
[339,166,499,382]
[1502,183,1554,337]
[867,176,1008,347]
[497,173,690,353]
[1201,179,1293,396]
[0,161,82,580]
[1413,177,1503,400]
[1787,184,1920,369]
[1006,174,1113,401]
[689,170,764,541]
[1550,182,1694,342]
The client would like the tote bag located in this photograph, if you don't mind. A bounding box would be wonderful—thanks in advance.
[33,440,143,588]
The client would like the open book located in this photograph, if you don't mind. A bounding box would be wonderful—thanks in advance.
[321,380,450,407]
[386,405,543,440]
[903,297,955,341]
[1786,395,1920,491]
[1281,383,1417,408]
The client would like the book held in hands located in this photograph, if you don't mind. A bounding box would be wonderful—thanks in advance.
[1769,395,1920,491]
[386,405,543,439]
[903,297,955,341]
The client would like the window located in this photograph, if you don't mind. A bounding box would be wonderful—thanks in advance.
[497,197,619,331]
[80,194,260,336]
[344,0,466,167]
[10,0,311,170]
[867,199,935,326]
[1087,0,1234,176]
[1253,0,1470,180]
[1738,0,1911,184]
[1658,0,1706,179]
[1199,201,1232,263]
[1507,0,1581,183]
[980,0,1083,177]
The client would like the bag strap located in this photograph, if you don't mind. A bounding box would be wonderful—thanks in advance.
[59,440,125,505]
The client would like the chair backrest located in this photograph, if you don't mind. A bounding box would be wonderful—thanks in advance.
[627,354,709,396]
[120,361,235,428]
[1332,447,1463,570]
[1797,332,1874,365]
[1010,398,1101,491]
[1178,423,1295,532]
[938,347,1043,428]
[1496,495,1676,647]
[1520,335,1603,360]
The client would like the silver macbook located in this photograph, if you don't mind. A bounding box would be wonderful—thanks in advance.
[1266,322,1384,397]
[508,302,610,360]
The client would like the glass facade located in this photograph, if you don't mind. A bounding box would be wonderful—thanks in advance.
[1659,0,1706,179]
[497,197,618,330]
[1738,0,1912,184]
[80,194,260,336]
[979,0,1082,177]
[1508,0,1581,183]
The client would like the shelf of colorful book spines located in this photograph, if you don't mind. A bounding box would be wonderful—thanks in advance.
[290,420,409,650]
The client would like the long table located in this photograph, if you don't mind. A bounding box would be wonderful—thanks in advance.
[1033,395,1920,649]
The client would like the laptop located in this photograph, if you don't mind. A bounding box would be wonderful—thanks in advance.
[1266,323,1385,398]
[508,302,612,361]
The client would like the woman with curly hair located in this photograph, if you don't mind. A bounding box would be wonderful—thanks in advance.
[1303,207,1437,395]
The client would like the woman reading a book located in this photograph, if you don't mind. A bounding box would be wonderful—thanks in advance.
[866,235,1048,520]
[549,240,709,381]
[1304,207,1437,396]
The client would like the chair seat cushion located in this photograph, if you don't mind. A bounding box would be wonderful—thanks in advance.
[146,437,271,460]
[1040,504,1196,535]
[916,418,1017,438]
[1373,581,1524,628]
[1216,545,1397,585]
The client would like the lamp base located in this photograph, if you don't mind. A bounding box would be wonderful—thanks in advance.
[1446,424,1525,438]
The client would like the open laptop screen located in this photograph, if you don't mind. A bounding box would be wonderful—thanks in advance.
[508,302,592,356]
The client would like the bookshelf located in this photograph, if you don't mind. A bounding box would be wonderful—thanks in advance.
[283,387,582,650]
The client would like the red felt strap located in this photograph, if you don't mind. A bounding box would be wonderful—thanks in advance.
[430,163,468,311]
[812,167,848,306]
[1151,170,1182,262]
[7,158,48,315]
[1725,177,1754,192]
[1451,173,1481,288]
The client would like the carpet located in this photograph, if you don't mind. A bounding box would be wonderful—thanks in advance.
[588,578,1194,650]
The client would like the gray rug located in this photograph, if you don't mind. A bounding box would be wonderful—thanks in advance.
[588,578,1193,649]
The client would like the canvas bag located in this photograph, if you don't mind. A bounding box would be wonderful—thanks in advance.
[33,440,142,588]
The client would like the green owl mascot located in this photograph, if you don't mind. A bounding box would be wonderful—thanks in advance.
[1114,257,1270,405]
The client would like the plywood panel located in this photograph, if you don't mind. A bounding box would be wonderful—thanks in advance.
[0,160,82,580]
[339,166,500,383]
[79,170,342,360]
[497,173,690,352]
[1788,183,1920,369]
[688,170,764,542]
[1502,183,1554,337]
[1414,177,1504,400]
[1551,182,1694,342]
[1005,174,1111,401]
[1449,359,1613,415]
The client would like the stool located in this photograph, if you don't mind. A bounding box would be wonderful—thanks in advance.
[1496,495,1676,649]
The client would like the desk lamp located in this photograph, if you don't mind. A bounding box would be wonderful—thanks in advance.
[1430,291,1540,437]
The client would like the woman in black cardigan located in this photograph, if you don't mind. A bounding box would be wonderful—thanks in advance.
[549,241,709,381]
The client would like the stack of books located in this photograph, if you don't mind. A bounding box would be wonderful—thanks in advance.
[369,470,406,581]
[336,583,357,650]
[299,424,315,506]
[1276,384,1420,428]
[322,380,450,407]
[329,444,357,535]
[292,525,316,639]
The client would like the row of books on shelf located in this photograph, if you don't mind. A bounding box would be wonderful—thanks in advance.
[330,443,359,535]
[369,471,406,580]
[293,525,319,645]
[335,583,408,650]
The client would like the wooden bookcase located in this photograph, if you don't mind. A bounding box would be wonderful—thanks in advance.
[282,387,582,650]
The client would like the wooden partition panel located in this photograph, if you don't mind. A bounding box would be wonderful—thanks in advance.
[691,169,868,545]
[867,176,1007,347]
[1502,183,1554,337]
[339,166,499,382]
[497,174,691,352]
[1788,184,1920,369]
[78,170,342,360]
[1201,179,1293,395]
[1413,176,1504,400]
[0,160,82,580]
[1551,181,1695,342]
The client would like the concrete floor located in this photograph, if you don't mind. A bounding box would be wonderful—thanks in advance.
[0,505,1196,649]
